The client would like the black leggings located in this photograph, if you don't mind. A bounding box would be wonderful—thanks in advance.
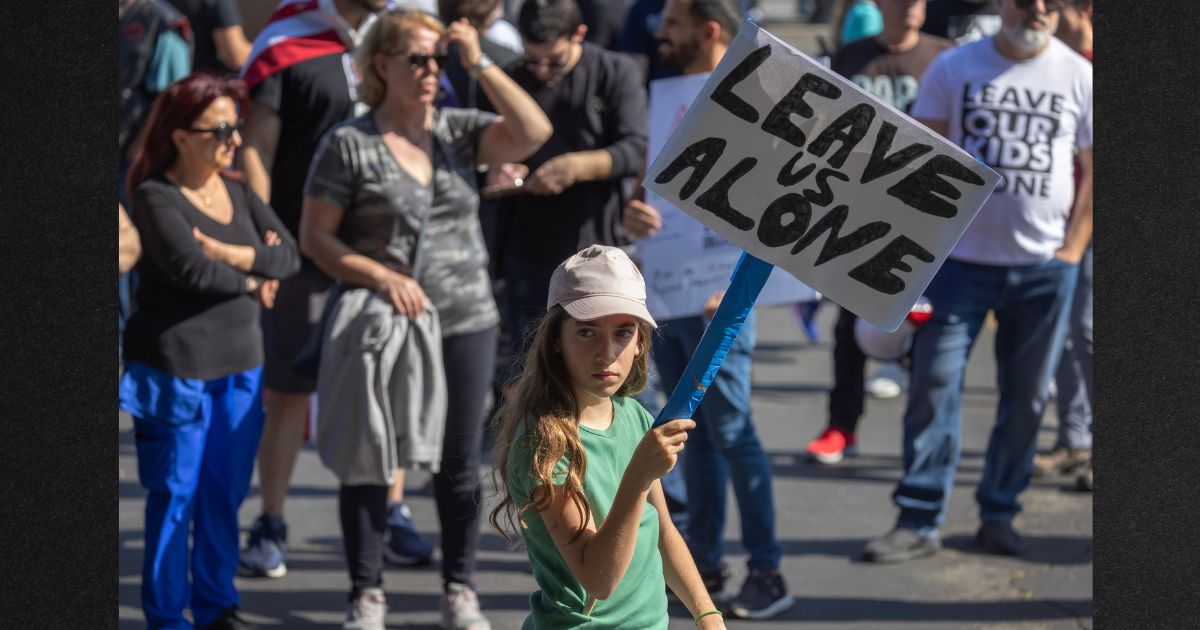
[339,483,388,598]
[338,327,497,594]
[434,326,497,587]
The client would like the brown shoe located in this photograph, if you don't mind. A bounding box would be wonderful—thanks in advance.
[1032,446,1091,477]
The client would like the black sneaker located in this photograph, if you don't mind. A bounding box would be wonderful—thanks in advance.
[976,520,1024,556]
[667,564,730,604]
[861,527,941,563]
[700,564,732,604]
[200,606,256,630]
[729,569,794,620]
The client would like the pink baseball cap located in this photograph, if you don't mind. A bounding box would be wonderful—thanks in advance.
[547,245,657,328]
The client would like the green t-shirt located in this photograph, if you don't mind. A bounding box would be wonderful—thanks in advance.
[506,396,669,629]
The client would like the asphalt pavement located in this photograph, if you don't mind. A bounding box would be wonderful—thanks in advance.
[118,302,1093,629]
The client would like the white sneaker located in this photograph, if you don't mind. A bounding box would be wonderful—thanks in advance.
[866,362,907,399]
[441,583,491,630]
[344,587,387,630]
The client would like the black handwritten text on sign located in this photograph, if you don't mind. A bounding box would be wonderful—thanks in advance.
[643,22,999,331]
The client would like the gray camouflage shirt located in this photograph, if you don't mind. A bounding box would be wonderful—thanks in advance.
[305,108,500,337]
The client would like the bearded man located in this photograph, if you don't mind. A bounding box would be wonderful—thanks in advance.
[861,0,1093,563]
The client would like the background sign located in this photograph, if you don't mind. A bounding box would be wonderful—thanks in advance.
[641,73,818,321]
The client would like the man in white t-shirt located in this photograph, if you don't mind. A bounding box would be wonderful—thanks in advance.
[862,0,1092,563]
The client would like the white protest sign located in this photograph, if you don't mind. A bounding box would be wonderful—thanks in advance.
[640,73,818,321]
[642,21,1002,331]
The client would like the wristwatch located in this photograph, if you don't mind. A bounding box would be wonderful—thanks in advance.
[468,54,494,80]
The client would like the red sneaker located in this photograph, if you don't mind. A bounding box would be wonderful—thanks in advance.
[805,427,858,464]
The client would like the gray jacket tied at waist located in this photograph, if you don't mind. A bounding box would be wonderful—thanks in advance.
[316,288,447,485]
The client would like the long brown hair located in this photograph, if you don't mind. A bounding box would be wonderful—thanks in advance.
[489,306,653,543]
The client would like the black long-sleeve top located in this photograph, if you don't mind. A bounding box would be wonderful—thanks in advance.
[124,175,300,380]
[496,42,649,268]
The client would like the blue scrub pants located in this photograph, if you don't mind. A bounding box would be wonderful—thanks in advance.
[121,362,265,629]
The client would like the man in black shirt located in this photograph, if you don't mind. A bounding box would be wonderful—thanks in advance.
[578,0,633,50]
[166,0,252,74]
[438,0,521,109]
[235,0,387,581]
[437,0,522,286]
[494,0,648,367]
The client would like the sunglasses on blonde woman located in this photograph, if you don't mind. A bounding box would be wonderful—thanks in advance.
[386,49,449,70]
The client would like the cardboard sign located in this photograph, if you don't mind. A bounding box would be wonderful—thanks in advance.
[642,21,1001,331]
[640,73,818,321]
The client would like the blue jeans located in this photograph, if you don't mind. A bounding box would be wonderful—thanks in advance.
[120,362,266,629]
[894,257,1078,533]
[1055,243,1093,449]
[653,311,782,572]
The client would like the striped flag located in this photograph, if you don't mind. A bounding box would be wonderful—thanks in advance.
[240,0,377,89]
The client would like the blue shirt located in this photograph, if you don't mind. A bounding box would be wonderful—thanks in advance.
[146,29,191,93]
[841,0,883,46]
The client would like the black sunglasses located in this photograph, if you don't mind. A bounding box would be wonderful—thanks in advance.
[1014,0,1063,12]
[387,50,449,70]
[188,119,244,142]
[523,56,568,71]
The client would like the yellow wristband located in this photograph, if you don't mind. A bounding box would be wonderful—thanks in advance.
[694,609,723,626]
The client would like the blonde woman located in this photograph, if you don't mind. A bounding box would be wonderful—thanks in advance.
[299,10,550,629]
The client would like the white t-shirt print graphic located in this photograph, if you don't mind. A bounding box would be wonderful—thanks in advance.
[912,37,1093,266]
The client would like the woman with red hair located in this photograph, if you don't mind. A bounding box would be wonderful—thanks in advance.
[120,72,299,630]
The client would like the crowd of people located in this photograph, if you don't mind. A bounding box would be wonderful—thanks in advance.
[117,0,1093,628]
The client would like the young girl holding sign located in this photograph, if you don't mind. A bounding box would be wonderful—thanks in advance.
[489,245,727,629]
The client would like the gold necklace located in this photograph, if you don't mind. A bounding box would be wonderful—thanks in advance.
[194,179,216,209]
[183,180,214,209]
